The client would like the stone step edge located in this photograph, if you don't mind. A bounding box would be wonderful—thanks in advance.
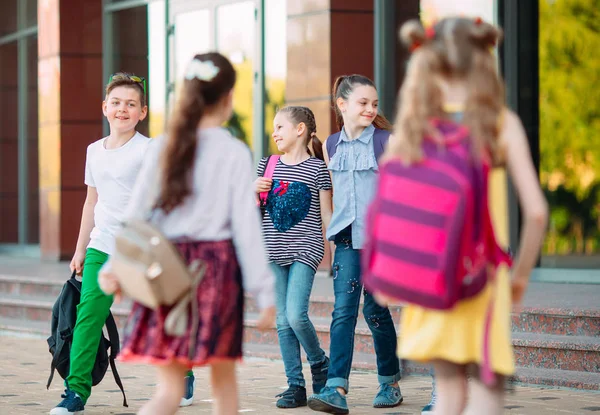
[1,297,599,349]
[2,275,600,318]
[243,344,600,391]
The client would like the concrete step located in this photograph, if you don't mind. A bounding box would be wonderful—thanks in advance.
[512,332,600,372]
[245,295,600,338]
[2,291,599,373]
[2,275,600,337]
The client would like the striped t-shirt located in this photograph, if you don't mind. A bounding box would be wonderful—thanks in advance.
[257,156,332,271]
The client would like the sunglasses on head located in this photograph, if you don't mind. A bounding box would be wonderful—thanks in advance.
[108,73,147,96]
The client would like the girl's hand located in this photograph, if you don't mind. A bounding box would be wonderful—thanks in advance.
[511,274,529,305]
[256,305,276,330]
[70,250,86,275]
[98,269,122,303]
[255,177,273,194]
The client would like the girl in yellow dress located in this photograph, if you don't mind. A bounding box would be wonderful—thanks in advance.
[376,17,548,415]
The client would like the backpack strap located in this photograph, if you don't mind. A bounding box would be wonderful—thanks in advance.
[326,130,389,163]
[259,155,280,206]
[372,129,390,163]
[325,132,342,162]
[105,313,128,407]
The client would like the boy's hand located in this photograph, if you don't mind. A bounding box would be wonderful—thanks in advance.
[70,251,86,275]
[256,306,276,330]
[255,177,273,194]
[98,269,122,303]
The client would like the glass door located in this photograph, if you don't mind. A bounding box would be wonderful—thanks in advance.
[168,0,263,154]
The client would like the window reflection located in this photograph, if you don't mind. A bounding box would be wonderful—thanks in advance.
[148,1,168,137]
[217,1,255,147]
[264,0,286,155]
[174,9,211,82]
[539,0,600,268]
[112,5,150,136]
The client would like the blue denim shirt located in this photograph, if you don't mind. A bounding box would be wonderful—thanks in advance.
[326,124,378,249]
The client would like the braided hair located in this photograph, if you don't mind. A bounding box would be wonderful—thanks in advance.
[277,106,324,160]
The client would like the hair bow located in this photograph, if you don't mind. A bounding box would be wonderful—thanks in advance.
[185,59,220,82]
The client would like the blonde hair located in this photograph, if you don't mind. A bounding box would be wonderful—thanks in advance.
[388,17,506,166]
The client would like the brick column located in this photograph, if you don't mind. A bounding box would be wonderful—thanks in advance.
[286,0,375,136]
[38,0,103,260]
[286,0,375,271]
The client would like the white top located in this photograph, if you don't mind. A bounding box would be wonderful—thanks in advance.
[124,127,275,309]
[85,132,151,255]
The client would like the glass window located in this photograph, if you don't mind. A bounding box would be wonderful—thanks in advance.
[0,1,17,36]
[174,9,211,82]
[264,0,286,155]
[539,0,600,269]
[217,1,255,147]
[111,5,151,137]
[0,41,19,243]
[420,0,496,24]
[26,0,37,28]
[148,1,168,137]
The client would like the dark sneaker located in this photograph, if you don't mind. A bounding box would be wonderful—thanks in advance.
[310,356,330,394]
[49,389,85,414]
[307,386,349,414]
[276,385,308,408]
[373,383,403,408]
[421,387,437,414]
[179,372,195,407]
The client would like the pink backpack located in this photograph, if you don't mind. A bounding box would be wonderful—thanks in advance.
[258,155,280,210]
[362,119,511,310]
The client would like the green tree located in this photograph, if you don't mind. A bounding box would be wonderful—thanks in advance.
[540,0,600,255]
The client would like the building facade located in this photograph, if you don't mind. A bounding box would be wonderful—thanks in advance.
[0,0,598,282]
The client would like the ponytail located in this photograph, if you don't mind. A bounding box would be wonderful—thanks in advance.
[154,52,236,213]
[373,113,394,131]
[332,76,346,130]
[155,83,204,213]
[277,105,323,160]
[310,133,324,161]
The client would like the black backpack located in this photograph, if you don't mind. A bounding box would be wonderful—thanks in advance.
[46,272,128,407]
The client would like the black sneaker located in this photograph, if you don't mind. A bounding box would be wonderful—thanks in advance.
[49,388,85,414]
[276,385,308,408]
[310,356,330,394]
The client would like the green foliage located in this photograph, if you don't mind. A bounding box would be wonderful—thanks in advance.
[540,0,600,256]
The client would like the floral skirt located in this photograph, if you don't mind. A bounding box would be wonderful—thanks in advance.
[119,240,244,367]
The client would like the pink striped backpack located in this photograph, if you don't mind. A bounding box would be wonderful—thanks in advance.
[362,119,511,310]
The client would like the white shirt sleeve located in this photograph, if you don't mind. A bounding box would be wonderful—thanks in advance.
[230,147,275,310]
[84,145,95,187]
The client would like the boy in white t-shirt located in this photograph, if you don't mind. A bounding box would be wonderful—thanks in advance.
[50,73,151,414]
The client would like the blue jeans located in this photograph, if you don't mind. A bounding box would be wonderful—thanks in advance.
[326,231,401,393]
[273,262,327,388]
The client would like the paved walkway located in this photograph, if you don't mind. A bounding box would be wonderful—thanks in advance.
[1,335,599,414]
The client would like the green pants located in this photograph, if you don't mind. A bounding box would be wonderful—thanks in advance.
[67,248,113,404]
[67,248,194,404]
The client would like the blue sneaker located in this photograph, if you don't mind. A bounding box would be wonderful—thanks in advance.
[307,386,349,414]
[421,387,437,414]
[180,372,195,407]
[373,383,403,408]
[49,389,85,414]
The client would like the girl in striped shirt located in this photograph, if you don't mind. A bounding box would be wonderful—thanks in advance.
[254,106,332,409]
